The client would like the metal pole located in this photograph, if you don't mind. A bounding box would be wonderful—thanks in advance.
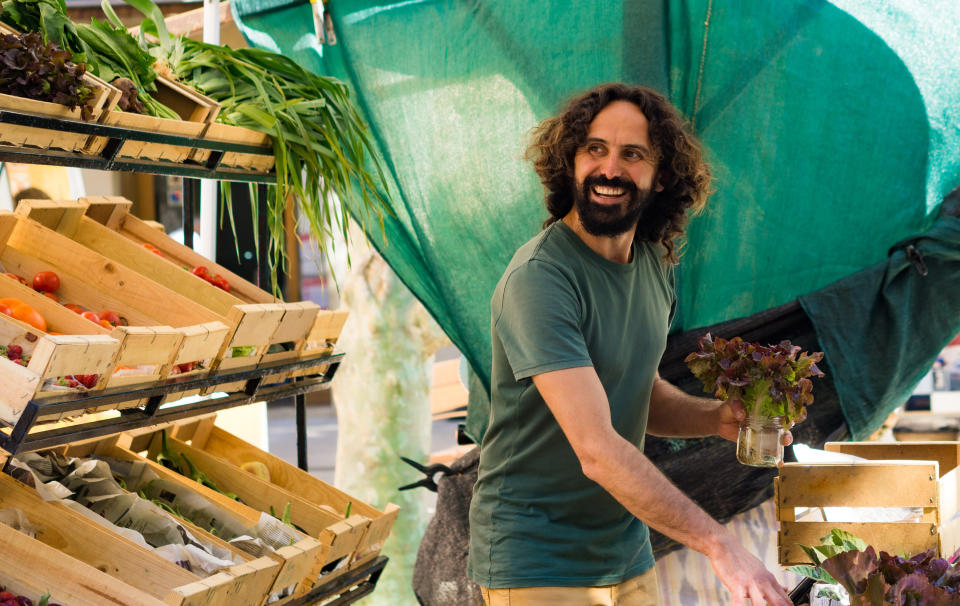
[256,183,270,289]
[296,391,308,471]
[183,178,199,249]
[199,0,220,261]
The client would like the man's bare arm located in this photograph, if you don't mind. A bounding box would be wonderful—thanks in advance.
[645,373,741,439]
[532,366,789,606]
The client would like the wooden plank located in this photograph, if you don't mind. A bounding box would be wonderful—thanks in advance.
[0,522,168,606]
[272,538,325,595]
[227,304,287,346]
[0,355,42,425]
[940,466,960,529]
[940,516,960,562]
[777,461,939,508]
[779,521,937,565]
[0,472,201,600]
[825,441,960,474]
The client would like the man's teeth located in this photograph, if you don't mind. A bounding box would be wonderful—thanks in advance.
[593,185,625,197]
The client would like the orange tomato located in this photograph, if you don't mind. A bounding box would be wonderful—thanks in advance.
[5,301,46,331]
[64,303,85,314]
[42,292,59,303]
[0,303,11,317]
[80,311,101,325]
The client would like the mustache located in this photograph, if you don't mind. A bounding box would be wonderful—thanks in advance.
[582,175,638,194]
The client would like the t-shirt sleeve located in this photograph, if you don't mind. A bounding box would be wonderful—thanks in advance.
[493,260,592,380]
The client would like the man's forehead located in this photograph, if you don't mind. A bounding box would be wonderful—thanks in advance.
[585,101,652,145]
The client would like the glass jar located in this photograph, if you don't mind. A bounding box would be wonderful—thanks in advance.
[737,413,785,467]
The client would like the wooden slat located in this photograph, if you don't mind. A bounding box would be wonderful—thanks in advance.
[28,334,120,378]
[777,461,938,508]
[226,304,287,347]
[0,522,168,606]
[825,441,960,474]
[779,521,937,565]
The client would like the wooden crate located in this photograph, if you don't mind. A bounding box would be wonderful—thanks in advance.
[0,521,168,606]
[172,416,399,575]
[0,211,230,399]
[96,75,221,162]
[66,429,344,595]
[289,309,350,378]
[0,470,280,606]
[0,252,185,405]
[193,122,275,172]
[776,441,960,565]
[0,23,119,154]
[23,197,320,384]
[138,425,376,594]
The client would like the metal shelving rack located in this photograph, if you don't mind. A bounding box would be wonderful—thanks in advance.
[0,109,384,605]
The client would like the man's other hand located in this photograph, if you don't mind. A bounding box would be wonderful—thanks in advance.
[709,534,792,606]
[715,399,793,447]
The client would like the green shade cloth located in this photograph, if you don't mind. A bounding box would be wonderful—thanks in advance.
[230,0,960,440]
[801,216,960,440]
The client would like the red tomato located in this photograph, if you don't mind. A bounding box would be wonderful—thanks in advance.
[191,266,210,279]
[81,311,101,325]
[3,273,27,286]
[64,303,86,314]
[42,291,59,303]
[32,270,60,293]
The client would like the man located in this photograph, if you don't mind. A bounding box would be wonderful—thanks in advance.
[467,83,792,606]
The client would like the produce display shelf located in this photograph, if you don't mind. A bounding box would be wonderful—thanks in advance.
[0,352,342,455]
[0,109,276,182]
[285,556,388,606]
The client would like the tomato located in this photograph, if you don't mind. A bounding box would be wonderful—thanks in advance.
[32,270,60,293]
[3,273,27,286]
[212,275,231,292]
[43,291,59,303]
[191,266,210,279]
[81,311,101,325]
[6,301,46,331]
[64,303,86,314]
[143,243,164,256]
[98,310,121,326]
[0,304,11,317]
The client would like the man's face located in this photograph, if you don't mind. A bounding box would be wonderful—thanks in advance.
[572,100,660,237]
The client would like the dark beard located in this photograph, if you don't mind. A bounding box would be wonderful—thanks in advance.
[574,175,652,237]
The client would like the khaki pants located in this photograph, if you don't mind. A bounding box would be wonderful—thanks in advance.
[480,567,659,606]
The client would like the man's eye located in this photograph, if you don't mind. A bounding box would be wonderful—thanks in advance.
[587,144,604,154]
[624,150,644,160]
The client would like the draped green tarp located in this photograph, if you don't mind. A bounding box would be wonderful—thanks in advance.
[230,0,960,440]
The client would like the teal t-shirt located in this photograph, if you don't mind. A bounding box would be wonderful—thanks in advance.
[468,220,676,588]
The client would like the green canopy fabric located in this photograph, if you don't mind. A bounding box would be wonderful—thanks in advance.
[230,0,960,441]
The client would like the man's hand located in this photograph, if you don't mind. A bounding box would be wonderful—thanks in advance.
[709,534,792,606]
[715,399,793,447]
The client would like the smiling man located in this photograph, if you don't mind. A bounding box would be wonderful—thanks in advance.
[467,84,792,606]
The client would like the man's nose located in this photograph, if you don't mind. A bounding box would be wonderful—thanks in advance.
[600,154,622,178]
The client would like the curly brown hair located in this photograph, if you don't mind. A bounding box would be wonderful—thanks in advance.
[527,83,711,263]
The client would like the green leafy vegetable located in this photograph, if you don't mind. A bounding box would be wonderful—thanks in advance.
[126,0,391,294]
[685,333,825,423]
[0,30,97,118]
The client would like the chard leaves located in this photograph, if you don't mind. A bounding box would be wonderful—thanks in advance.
[685,332,825,422]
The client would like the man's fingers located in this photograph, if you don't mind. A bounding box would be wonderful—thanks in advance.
[781,430,793,447]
